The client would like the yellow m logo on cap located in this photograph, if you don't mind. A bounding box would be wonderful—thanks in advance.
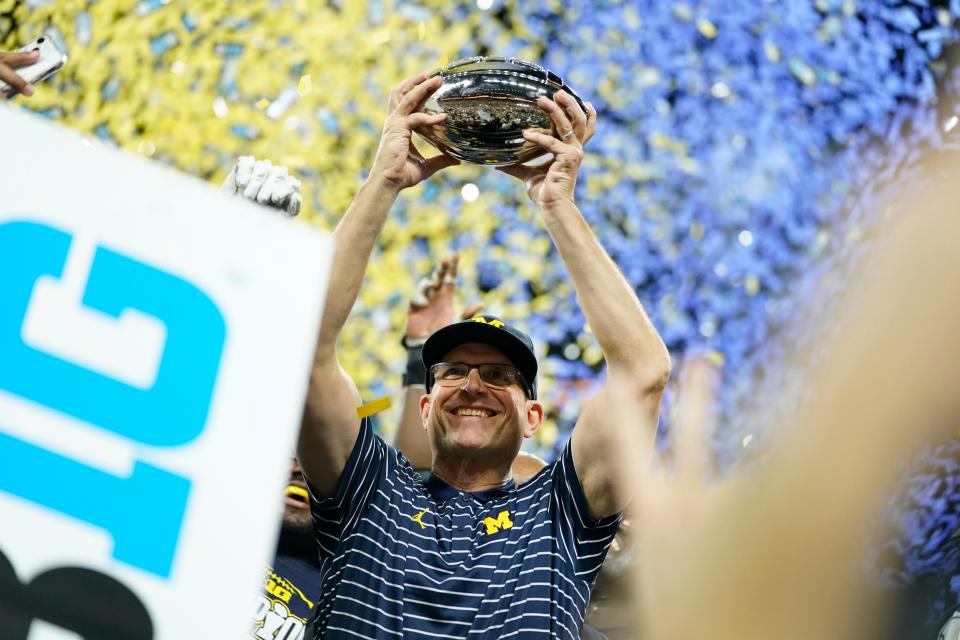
[471,316,505,329]
[483,510,513,535]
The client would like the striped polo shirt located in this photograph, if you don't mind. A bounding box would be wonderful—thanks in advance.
[307,418,621,639]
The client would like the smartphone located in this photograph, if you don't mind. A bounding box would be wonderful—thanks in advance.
[0,34,68,99]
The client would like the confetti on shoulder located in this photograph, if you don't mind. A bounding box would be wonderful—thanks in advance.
[357,396,392,418]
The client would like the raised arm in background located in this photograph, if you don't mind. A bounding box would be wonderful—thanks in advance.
[394,255,471,468]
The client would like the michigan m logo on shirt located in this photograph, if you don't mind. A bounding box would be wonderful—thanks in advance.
[483,510,513,535]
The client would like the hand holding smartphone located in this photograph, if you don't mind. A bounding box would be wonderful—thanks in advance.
[0,35,68,99]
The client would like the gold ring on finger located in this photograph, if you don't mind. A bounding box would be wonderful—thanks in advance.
[562,130,576,140]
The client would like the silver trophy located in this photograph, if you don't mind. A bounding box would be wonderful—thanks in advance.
[415,56,587,166]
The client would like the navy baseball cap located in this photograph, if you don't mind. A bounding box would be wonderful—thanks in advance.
[422,315,538,399]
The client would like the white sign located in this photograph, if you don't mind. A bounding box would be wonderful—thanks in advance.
[0,105,331,639]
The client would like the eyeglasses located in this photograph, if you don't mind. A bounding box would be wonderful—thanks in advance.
[430,362,531,397]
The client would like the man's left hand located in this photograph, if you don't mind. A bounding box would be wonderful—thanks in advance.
[497,91,596,207]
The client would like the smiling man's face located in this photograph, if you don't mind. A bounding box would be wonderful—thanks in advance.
[420,342,542,463]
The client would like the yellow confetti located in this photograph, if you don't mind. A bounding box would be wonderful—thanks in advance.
[297,74,312,96]
[696,18,717,39]
[357,396,392,419]
[764,40,781,62]
[704,350,726,368]
[689,221,704,241]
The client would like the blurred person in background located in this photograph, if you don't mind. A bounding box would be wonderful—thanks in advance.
[250,458,319,640]
[297,71,670,638]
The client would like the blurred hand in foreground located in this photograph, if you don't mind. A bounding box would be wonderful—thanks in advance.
[617,158,960,640]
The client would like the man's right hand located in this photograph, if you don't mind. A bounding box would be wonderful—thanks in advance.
[0,49,39,99]
[369,72,460,190]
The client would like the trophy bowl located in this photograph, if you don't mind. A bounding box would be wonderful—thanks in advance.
[415,56,587,166]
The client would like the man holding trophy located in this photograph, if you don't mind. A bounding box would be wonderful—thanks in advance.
[298,60,671,638]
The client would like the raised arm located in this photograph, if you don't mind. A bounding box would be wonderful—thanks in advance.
[394,255,483,469]
[298,72,458,496]
[499,92,670,518]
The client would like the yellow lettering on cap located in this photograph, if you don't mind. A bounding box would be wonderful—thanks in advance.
[471,316,505,328]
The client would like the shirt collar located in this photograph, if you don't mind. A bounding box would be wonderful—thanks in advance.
[424,473,516,503]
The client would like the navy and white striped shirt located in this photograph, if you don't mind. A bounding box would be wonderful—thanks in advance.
[308,419,621,639]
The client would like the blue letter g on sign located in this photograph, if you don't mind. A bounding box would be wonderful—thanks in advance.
[0,220,227,578]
